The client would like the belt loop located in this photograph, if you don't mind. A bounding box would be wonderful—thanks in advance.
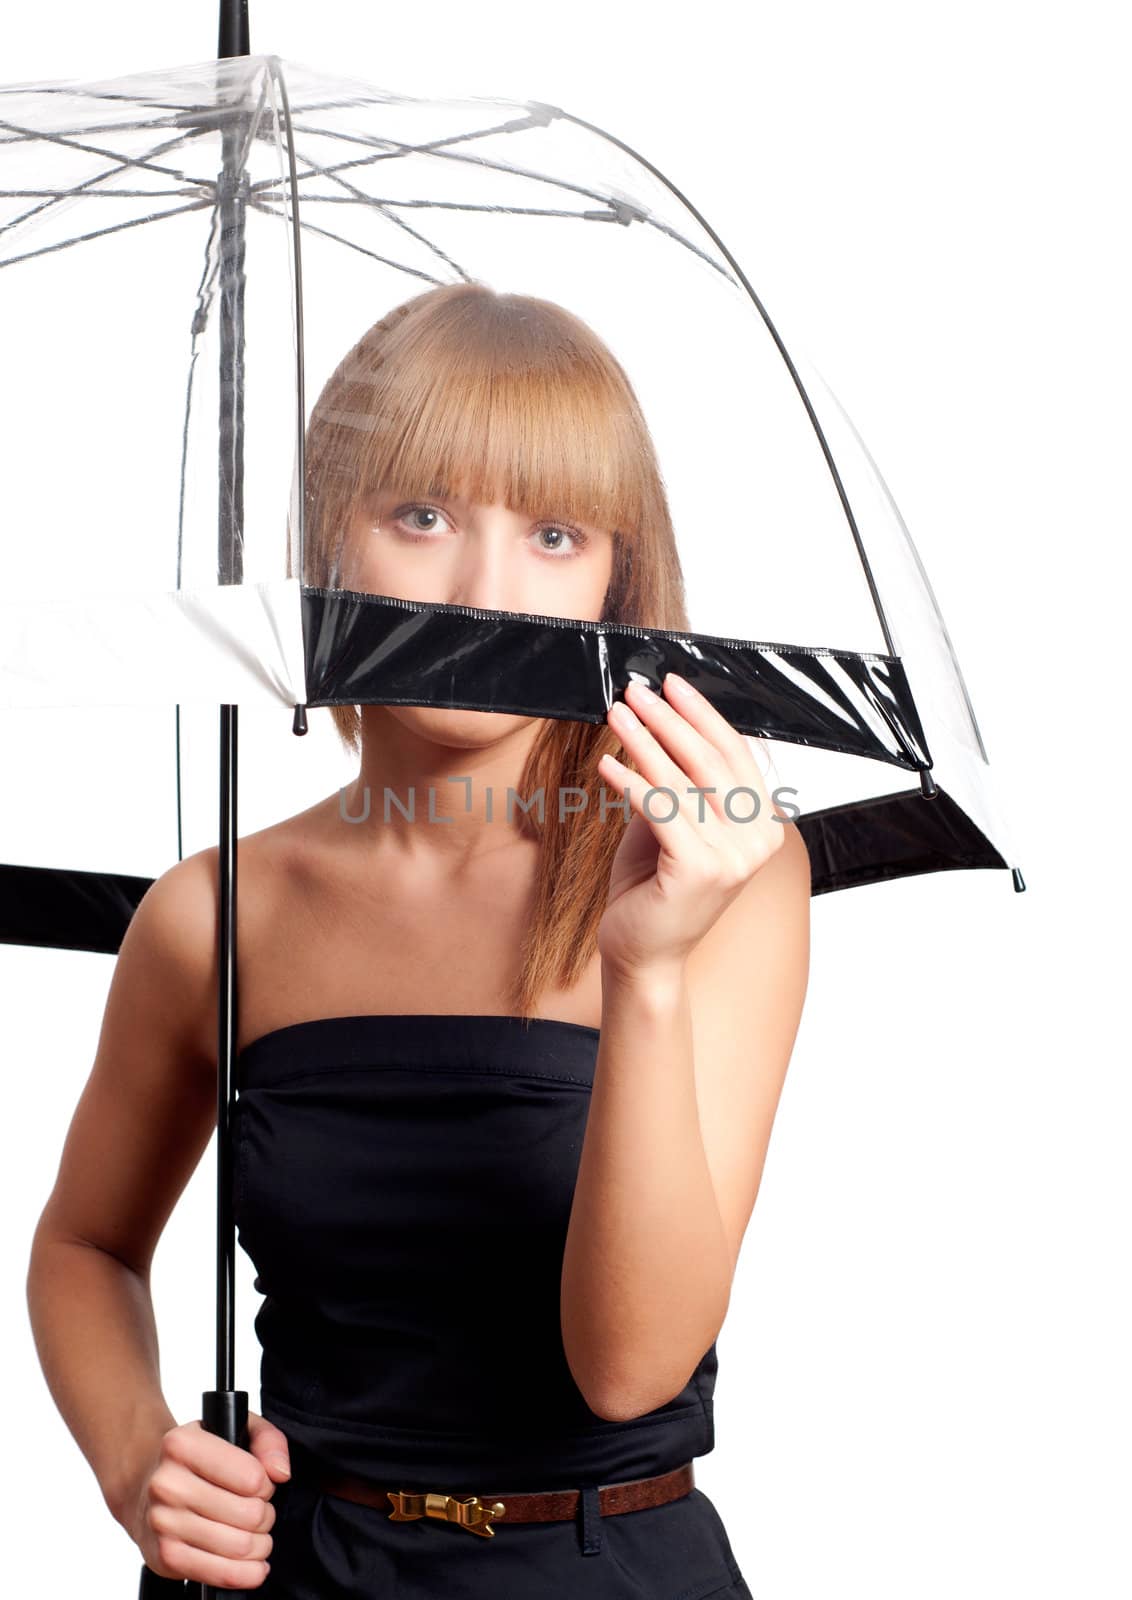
[578,1484,602,1556]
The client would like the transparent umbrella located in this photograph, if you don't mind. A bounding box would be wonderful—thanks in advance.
[0,5,1025,1594]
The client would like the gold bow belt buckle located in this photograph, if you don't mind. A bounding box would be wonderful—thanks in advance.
[388,1488,507,1538]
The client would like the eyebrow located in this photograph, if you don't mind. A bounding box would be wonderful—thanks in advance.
[375,484,469,507]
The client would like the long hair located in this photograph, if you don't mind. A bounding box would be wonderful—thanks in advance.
[303,282,691,1018]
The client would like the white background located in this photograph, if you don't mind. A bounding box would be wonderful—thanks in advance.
[3,3,1128,1598]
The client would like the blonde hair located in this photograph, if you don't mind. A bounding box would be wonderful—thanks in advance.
[304,282,691,1018]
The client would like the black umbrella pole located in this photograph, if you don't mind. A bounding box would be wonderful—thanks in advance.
[198,703,247,1600]
[196,73,252,1600]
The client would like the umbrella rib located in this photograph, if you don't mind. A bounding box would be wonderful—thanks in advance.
[0,109,212,145]
[252,119,731,280]
[235,67,273,180]
[0,82,218,116]
[176,192,225,590]
[262,105,553,176]
[0,118,215,185]
[0,118,216,245]
[368,108,553,152]
[0,186,206,198]
[256,118,611,207]
[284,139,474,281]
[253,184,727,280]
[239,193,591,216]
[244,194,447,285]
[0,196,216,268]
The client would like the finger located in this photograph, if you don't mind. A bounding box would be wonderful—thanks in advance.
[623,679,738,803]
[149,1532,270,1592]
[661,672,763,770]
[168,1422,272,1500]
[629,677,779,840]
[247,1412,292,1479]
[607,696,736,848]
[597,749,726,868]
[149,1502,274,1565]
[152,1460,277,1536]
[651,677,771,809]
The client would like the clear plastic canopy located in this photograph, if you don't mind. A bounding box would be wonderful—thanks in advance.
[0,53,1022,955]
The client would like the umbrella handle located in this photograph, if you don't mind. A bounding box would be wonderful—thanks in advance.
[135,1393,248,1598]
[199,1390,251,1600]
[137,1570,189,1597]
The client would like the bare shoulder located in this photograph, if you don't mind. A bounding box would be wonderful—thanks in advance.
[691,815,811,957]
[116,846,224,1070]
[134,797,325,933]
[764,816,811,899]
[129,845,218,945]
[748,814,810,906]
[126,808,323,1033]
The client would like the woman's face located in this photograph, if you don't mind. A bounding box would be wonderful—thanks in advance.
[343,486,616,750]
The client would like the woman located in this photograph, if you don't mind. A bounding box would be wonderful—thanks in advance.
[26,283,811,1597]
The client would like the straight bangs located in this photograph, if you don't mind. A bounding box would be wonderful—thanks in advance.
[348,329,649,546]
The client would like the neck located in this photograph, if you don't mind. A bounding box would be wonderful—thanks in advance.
[338,705,545,868]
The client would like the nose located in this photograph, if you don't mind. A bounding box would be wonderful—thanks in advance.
[446,508,519,615]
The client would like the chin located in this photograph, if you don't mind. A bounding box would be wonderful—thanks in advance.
[386,702,537,748]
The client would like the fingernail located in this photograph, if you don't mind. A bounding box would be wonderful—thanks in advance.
[631,679,659,701]
[665,672,693,695]
[268,1454,291,1477]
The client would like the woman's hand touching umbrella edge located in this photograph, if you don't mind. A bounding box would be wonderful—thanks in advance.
[596,673,784,982]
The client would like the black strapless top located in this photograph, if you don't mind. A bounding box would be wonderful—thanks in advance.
[233,1014,718,1491]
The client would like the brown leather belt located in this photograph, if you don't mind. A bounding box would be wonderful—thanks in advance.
[310,1460,695,1538]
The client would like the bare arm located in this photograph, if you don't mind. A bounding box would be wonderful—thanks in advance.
[21,841,298,1585]
[561,820,811,1421]
[25,849,223,1516]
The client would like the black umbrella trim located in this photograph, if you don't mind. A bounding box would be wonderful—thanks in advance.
[302,587,932,769]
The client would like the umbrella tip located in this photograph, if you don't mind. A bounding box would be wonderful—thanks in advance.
[918,767,939,800]
[1011,866,1027,893]
[292,703,308,736]
[218,0,251,58]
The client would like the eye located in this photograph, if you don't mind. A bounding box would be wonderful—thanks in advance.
[386,503,591,558]
[532,522,588,558]
[390,504,452,540]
